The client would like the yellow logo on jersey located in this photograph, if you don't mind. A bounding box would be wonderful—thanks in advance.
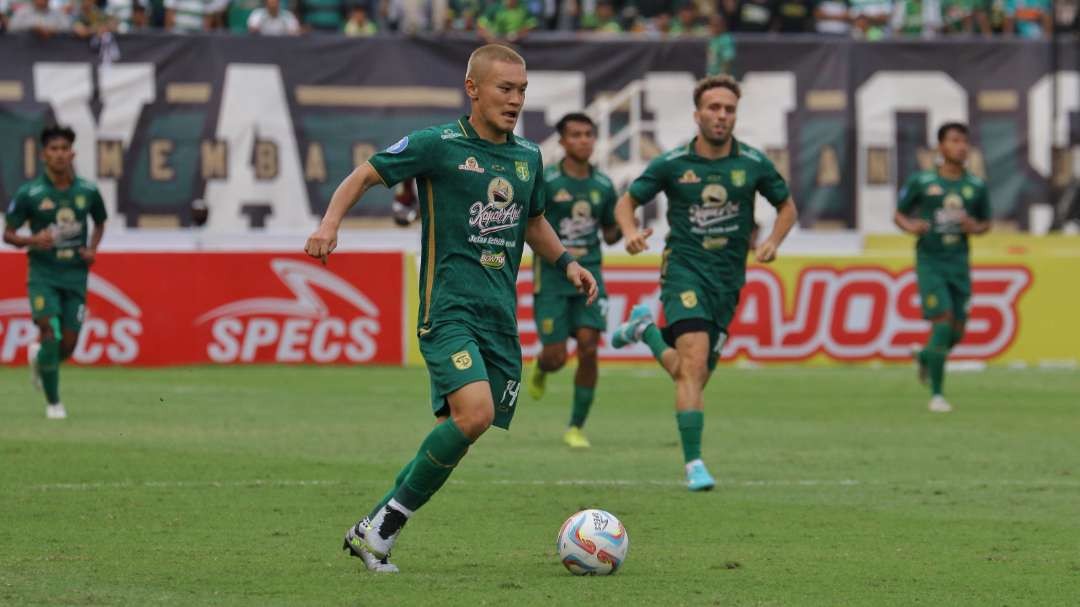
[33,296,45,311]
[39,198,55,211]
[75,195,87,210]
[541,318,554,335]
[731,170,746,187]
[554,188,573,203]
[925,294,939,309]
[926,184,944,196]
[590,190,601,204]
[678,170,701,184]
[451,351,473,370]
[515,161,530,182]
[680,290,698,308]
[962,185,974,199]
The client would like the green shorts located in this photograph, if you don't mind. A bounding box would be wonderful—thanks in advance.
[533,291,608,346]
[916,260,971,322]
[28,282,86,333]
[418,322,523,430]
[660,279,740,371]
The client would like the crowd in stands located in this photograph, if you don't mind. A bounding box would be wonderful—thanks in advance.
[0,0,1075,39]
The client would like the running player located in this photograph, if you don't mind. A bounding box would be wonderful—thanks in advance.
[4,125,107,420]
[608,75,799,491]
[304,44,597,573]
[526,112,620,449]
[894,122,990,413]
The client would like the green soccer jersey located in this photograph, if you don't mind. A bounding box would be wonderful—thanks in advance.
[534,161,617,297]
[896,169,990,262]
[4,173,107,290]
[368,116,545,336]
[627,137,790,291]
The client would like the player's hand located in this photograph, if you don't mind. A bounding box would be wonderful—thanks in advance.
[29,229,54,251]
[567,261,599,305]
[304,225,338,265]
[959,215,980,234]
[754,239,779,263]
[909,219,931,235]
[624,227,653,255]
[78,247,96,266]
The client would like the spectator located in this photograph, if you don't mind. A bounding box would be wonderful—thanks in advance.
[164,0,213,31]
[706,13,735,74]
[669,1,706,34]
[8,0,72,34]
[891,0,943,36]
[730,0,775,32]
[74,0,116,36]
[386,0,429,33]
[1013,0,1051,37]
[227,0,260,32]
[773,0,814,31]
[978,0,1015,33]
[1,0,9,31]
[580,0,623,31]
[248,0,300,33]
[477,0,537,41]
[445,0,482,31]
[849,0,890,38]
[106,0,150,32]
[343,1,376,33]
[814,0,851,34]
[941,0,975,32]
[128,0,148,27]
[1055,0,1077,32]
[296,0,347,31]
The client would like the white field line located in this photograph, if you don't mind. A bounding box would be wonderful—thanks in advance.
[16,477,1080,492]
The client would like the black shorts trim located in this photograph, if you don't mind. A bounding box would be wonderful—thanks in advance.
[661,318,716,347]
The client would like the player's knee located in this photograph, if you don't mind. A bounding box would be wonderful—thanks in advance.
[541,345,567,371]
[35,320,55,342]
[60,335,78,360]
[675,354,709,385]
[928,312,953,324]
[576,340,598,363]
[453,404,494,440]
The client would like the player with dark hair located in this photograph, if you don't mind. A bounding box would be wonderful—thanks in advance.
[894,122,990,413]
[608,75,799,491]
[305,44,597,573]
[526,112,620,449]
[3,124,108,419]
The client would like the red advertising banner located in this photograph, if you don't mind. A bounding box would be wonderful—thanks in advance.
[0,252,404,366]
[516,263,1032,363]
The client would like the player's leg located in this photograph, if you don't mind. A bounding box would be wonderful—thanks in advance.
[610,303,679,377]
[916,265,954,412]
[529,292,570,400]
[29,284,65,418]
[564,326,600,448]
[58,289,86,361]
[669,325,716,491]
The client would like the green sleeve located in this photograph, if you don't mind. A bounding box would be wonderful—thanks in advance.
[896,173,921,215]
[90,188,108,223]
[626,156,667,205]
[529,152,546,218]
[756,157,790,206]
[972,183,991,221]
[4,187,30,230]
[601,184,618,227]
[366,128,435,188]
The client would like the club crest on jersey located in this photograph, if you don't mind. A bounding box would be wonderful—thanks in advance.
[75,195,87,210]
[451,351,473,370]
[731,170,746,187]
[680,290,698,308]
[386,136,409,154]
[678,170,701,184]
[480,249,506,269]
[926,184,944,196]
[515,161,530,182]
[459,156,485,173]
[541,318,554,335]
[962,185,974,199]
[39,198,56,211]
[554,188,573,203]
[590,190,601,204]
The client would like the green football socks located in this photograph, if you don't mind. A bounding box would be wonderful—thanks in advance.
[924,322,952,396]
[37,337,61,405]
[368,458,416,520]
[569,384,595,428]
[642,325,669,362]
[676,410,704,463]
[392,417,473,512]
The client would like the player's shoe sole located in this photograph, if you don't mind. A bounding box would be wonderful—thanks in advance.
[343,518,399,573]
[611,304,653,349]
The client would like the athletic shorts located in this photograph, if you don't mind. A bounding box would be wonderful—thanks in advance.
[916,258,971,323]
[28,282,86,333]
[533,291,607,345]
[660,278,740,371]
[418,322,522,430]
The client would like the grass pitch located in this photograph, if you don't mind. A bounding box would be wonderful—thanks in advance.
[2,364,1078,606]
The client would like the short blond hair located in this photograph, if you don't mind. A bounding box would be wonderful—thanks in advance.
[465,44,527,82]
[693,75,741,108]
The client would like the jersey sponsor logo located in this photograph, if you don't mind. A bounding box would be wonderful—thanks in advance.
[690,185,740,228]
[926,184,944,196]
[459,156,486,173]
[678,169,701,184]
[731,170,747,187]
[197,258,382,364]
[54,208,83,247]
[702,236,729,250]
[440,128,463,140]
[480,249,506,269]
[39,198,56,211]
[515,161,530,182]
[451,350,473,370]
[386,136,409,154]
[558,201,597,243]
[553,188,573,203]
[469,177,522,236]
[680,290,698,308]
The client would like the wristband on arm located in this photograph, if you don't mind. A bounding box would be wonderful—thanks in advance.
[555,251,573,272]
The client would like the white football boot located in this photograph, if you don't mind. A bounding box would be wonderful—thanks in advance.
[343,517,399,573]
[928,395,953,413]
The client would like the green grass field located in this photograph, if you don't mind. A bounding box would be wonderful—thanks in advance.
[2,364,1079,606]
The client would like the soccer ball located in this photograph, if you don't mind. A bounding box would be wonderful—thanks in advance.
[556,509,629,575]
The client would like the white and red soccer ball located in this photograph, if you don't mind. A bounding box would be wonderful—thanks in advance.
[556,509,629,575]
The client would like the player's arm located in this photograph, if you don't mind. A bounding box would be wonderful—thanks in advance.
[614,193,652,254]
[4,193,53,250]
[961,186,992,235]
[600,185,621,245]
[601,224,621,245]
[305,162,384,264]
[893,176,930,235]
[755,198,798,263]
[526,216,598,304]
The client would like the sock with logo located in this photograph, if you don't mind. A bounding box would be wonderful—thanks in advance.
[676,410,704,464]
[569,384,595,428]
[368,457,416,521]
[37,333,61,405]
[641,324,670,363]
[925,322,952,396]
[392,418,473,512]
